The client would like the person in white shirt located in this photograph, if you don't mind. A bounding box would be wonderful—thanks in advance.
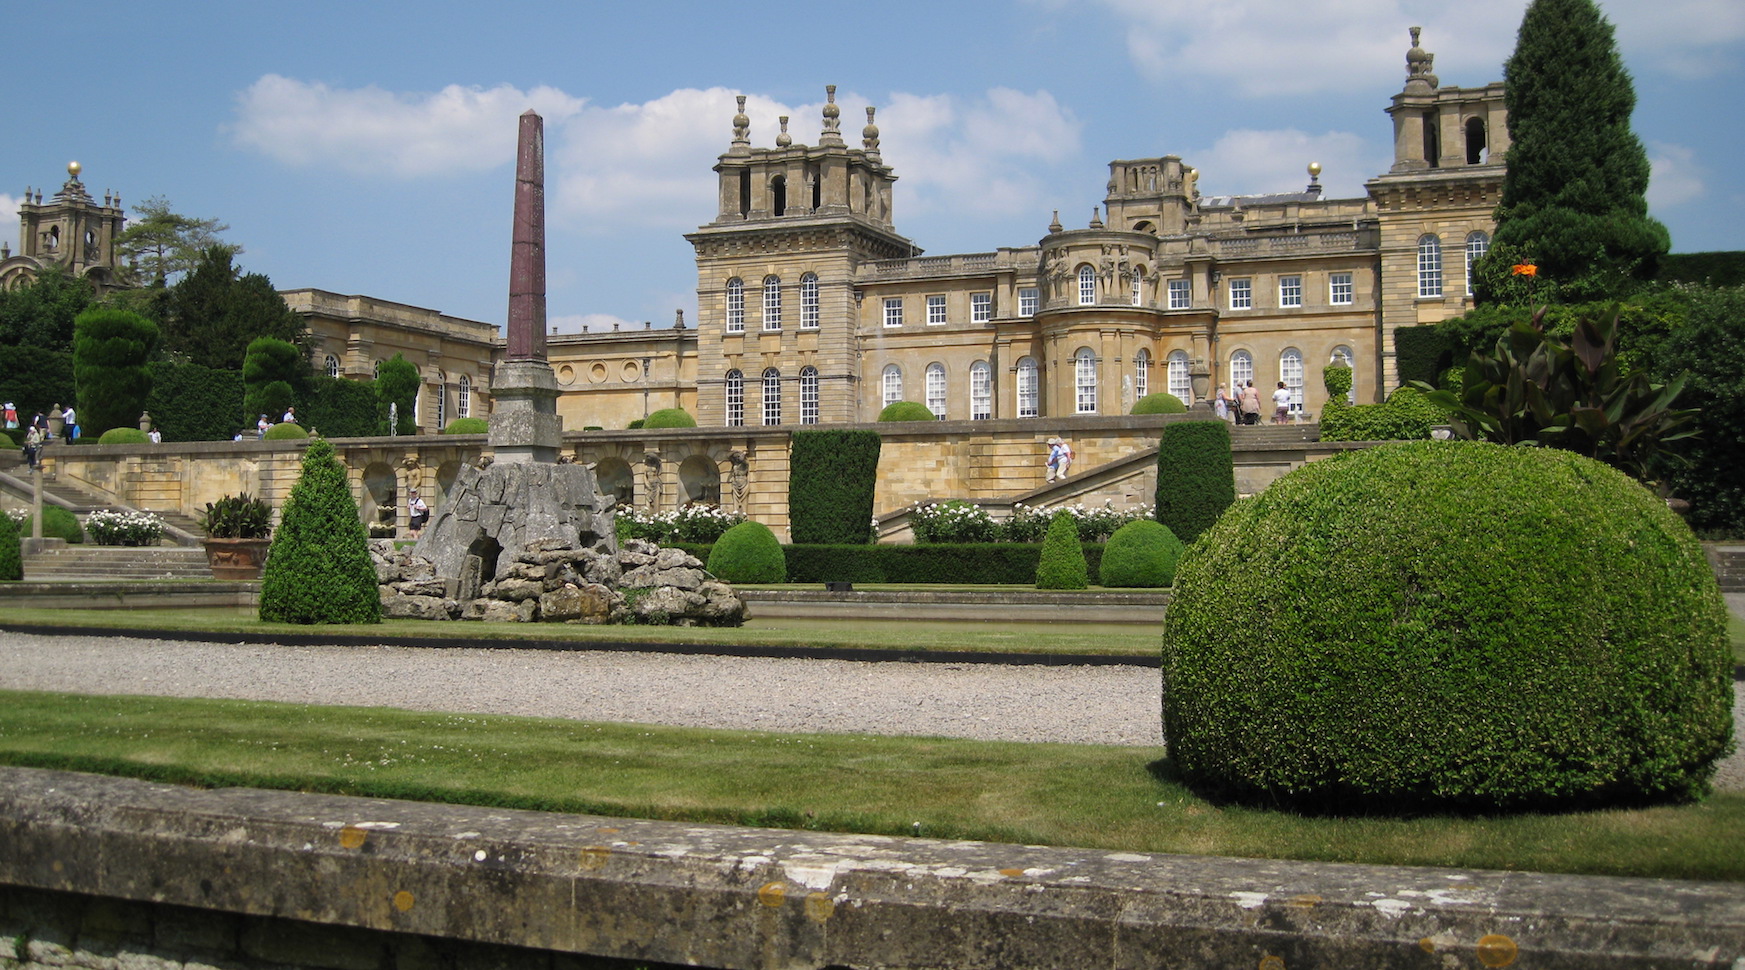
[1271,382,1293,424]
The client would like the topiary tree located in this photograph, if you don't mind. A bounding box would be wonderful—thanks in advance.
[1162,441,1734,813]
[242,336,303,421]
[789,429,881,544]
[0,510,21,581]
[97,428,150,445]
[263,423,309,440]
[72,307,158,438]
[259,437,381,624]
[643,408,697,429]
[15,506,85,544]
[374,354,419,435]
[1153,420,1234,545]
[1098,519,1185,588]
[1322,363,1352,401]
[1131,392,1187,415]
[1034,510,1088,590]
[441,417,489,434]
[705,520,786,583]
[877,401,935,422]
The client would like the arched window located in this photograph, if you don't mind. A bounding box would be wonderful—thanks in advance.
[324,355,339,378]
[725,369,744,427]
[925,362,947,419]
[882,364,903,408]
[762,275,782,331]
[1075,347,1098,414]
[799,366,819,424]
[1418,234,1443,298]
[1016,357,1039,418]
[1134,348,1151,399]
[1330,345,1356,403]
[800,273,819,329]
[1280,348,1304,413]
[970,360,991,420]
[1167,350,1191,403]
[1077,265,1096,306]
[762,367,782,425]
[1230,349,1254,390]
[1465,231,1490,296]
[458,375,471,418]
[725,278,745,332]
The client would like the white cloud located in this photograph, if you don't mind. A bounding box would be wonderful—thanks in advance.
[547,87,741,231]
[1186,128,1385,199]
[1605,0,1745,77]
[1647,142,1706,209]
[875,88,1083,220]
[0,194,19,253]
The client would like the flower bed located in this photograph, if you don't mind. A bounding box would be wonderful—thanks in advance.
[617,505,746,544]
[84,509,165,547]
[912,500,1154,544]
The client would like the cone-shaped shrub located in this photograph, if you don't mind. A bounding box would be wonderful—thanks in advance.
[1155,420,1235,544]
[259,438,381,624]
[706,520,786,583]
[1099,519,1184,588]
[1035,510,1088,590]
[0,511,21,581]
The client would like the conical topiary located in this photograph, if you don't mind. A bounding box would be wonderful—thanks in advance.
[0,511,21,581]
[259,437,381,624]
[1035,510,1088,590]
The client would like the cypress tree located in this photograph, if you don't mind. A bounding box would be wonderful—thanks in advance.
[1478,0,1669,304]
[72,307,159,437]
[259,437,381,624]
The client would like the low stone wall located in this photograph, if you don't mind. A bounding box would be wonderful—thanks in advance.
[1,767,1740,969]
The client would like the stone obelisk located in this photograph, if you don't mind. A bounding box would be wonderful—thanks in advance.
[490,109,562,464]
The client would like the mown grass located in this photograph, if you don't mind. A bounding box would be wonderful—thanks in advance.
[0,689,1739,882]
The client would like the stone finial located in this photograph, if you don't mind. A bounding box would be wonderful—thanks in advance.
[1089,206,1105,229]
[820,85,844,145]
[776,115,792,148]
[732,95,750,147]
[674,308,685,329]
[862,106,881,156]
[1306,161,1322,195]
[1405,26,1438,90]
[1049,210,1063,234]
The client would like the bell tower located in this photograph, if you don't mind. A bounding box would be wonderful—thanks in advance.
[0,162,127,291]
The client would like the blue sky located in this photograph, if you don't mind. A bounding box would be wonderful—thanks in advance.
[4,0,1739,333]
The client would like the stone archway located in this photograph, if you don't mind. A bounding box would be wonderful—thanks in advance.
[678,454,721,506]
[361,461,398,534]
[595,456,636,510]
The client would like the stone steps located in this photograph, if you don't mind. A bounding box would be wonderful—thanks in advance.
[1706,544,1745,593]
[21,546,214,581]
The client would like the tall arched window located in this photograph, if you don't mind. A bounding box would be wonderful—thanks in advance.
[882,364,903,408]
[799,366,819,424]
[725,369,744,427]
[1134,348,1151,399]
[725,278,745,332]
[1280,348,1304,414]
[1167,350,1191,403]
[1465,231,1489,296]
[1131,268,1144,306]
[1016,357,1039,418]
[1330,345,1356,403]
[800,273,820,329]
[324,355,339,378]
[458,375,471,418]
[1418,234,1443,298]
[925,362,947,419]
[762,367,782,425]
[970,360,991,420]
[1075,347,1098,414]
[762,275,782,331]
[1077,265,1096,306]
[1230,349,1254,390]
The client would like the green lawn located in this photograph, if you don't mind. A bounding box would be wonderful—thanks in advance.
[0,689,1739,882]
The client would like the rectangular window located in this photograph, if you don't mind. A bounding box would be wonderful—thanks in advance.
[1229,278,1252,310]
[1018,287,1038,317]
[1167,279,1191,310]
[1330,272,1353,306]
[800,276,820,329]
[883,297,903,328]
[927,294,947,325]
[1279,275,1302,308]
[970,292,992,323]
[800,374,819,424]
[726,284,744,333]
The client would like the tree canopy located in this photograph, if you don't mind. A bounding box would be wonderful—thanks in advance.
[73,307,159,436]
[163,246,305,369]
[0,267,95,350]
[375,353,420,434]
[116,196,234,285]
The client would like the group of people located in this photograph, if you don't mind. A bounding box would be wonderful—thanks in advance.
[1213,381,1296,426]
[249,407,299,439]
[12,403,78,470]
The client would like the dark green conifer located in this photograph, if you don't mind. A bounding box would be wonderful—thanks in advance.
[259,437,381,624]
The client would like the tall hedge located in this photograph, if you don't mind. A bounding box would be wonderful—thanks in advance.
[242,336,304,422]
[259,437,381,624]
[145,361,246,441]
[1154,420,1234,545]
[788,429,881,544]
[1035,511,1088,589]
[1393,326,1453,389]
[0,346,74,432]
[302,374,379,438]
[1657,252,1745,287]
[375,354,420,435]
[72,308,159,437]
[0,510,21,581]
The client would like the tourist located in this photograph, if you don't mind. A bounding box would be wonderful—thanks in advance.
[2,401,15,429]
[1272,381,1293,424]
[256,414,270,438]
[282,406,296,424]
[1213,384,1230,422]
[61,403,78,440]
[1045,436,1074,482]
[21,425,42,469]
[407,489,430,539]
[1238,382,1262,425]
[148,428,162,444]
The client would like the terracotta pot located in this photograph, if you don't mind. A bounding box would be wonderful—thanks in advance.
[202,537,272,580]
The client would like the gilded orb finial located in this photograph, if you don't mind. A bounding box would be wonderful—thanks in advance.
[67,161,82,178]
[1308,161,1322,178]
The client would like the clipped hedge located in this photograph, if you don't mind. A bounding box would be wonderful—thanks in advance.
[301,374,379,438]
[259,437,380,624]
[878,401,935,422]
[789,429,881,544]
[14,506,84,544]
[1161,441,1734,813]
[1098,520,1184,588]
[705,521,786,583]
[97,427,150,445]
[674,542,1108,585]
[1131,392,1188,414]
[1317,387,1445,442]
[442,417,489,435]
[1657,251,1745,287]
[1154,420,1234,545]
[0,511,20,580]
[1393,325,1454,389]
[643,408,697,429]
[144,361,245,442]
[263,423,309,440]
[1035,511,1089,590]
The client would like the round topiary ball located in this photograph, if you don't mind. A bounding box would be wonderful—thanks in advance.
[1162,440,1734,813]
[643,408,697,429]
[97,428,150,445]
[263,423,309,440]
[1131,392,1188,415]
[441,417,488,435]
[706,520,786,583]
[1098,520,1184,588]
[878,401,936,422]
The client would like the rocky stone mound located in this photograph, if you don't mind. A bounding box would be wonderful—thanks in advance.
[374,538,745,627]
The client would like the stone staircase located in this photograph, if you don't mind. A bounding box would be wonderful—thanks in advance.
[0,449,202,546]
[21,545,215,581]
[1706,544,1745,593]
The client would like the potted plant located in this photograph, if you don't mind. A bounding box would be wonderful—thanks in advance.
[200,493,274,580]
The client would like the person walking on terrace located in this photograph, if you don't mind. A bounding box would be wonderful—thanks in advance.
[1271,381,1293,424]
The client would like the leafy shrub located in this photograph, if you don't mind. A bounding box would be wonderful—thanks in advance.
[626,419,645,430]
[259,437,380,624]
[643,408,696,429]
[1098,520,1184,588]
[97,428,150,445]
[1318,387,1444,442]
[909,500,998,543]
[1652,285,1745,534]
[200,494,273,539]
[13,506,84,544]
[73,307,159,437]
[1322,364,1353,399]
[0,508,20,580]
[617,505,745,544]
[1035,511,1088,590]
[1162,441,1734,812]
[441,417,489,435]
[706,521,786,583]
[263,423,309,440]
[788,429,881,544]
[144,360,244,442]
[1131,392,1188,414]
[85,509,165,546]
[1393,325,1454,388]
[1154,420,1234,545]
[877,401,935,422]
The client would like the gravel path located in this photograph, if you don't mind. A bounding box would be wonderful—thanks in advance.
[1,631,1739,790]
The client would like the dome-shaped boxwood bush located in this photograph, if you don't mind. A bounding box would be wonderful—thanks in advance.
[1162,440,1733,813]
[1131,392,1188,414]
[878,401,935,422]
[259,437,380,624]
[1034,510,1088,590]
[706,520,786,583]
[98,428,150,445]
[643,408,696,429]
[1098,519,1184,588]
[16,506,85,544]
[441,417,488,434]
[263,422,309,440]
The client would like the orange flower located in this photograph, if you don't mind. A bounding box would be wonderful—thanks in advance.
[1511,263,1538,277]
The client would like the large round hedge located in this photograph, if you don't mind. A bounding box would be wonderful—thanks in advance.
[1131,392,1188,415]
[643,408,697,429]
[441,417,488,435]
[98,427,151,445]
[16,506,85,544]
[1098,520,1184,588]
[1161,441,1734,812]
[878,401,935,422]
[706,521,786,583]
[263,422,309,440]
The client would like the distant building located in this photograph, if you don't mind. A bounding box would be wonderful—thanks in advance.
[0,162,129,292]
